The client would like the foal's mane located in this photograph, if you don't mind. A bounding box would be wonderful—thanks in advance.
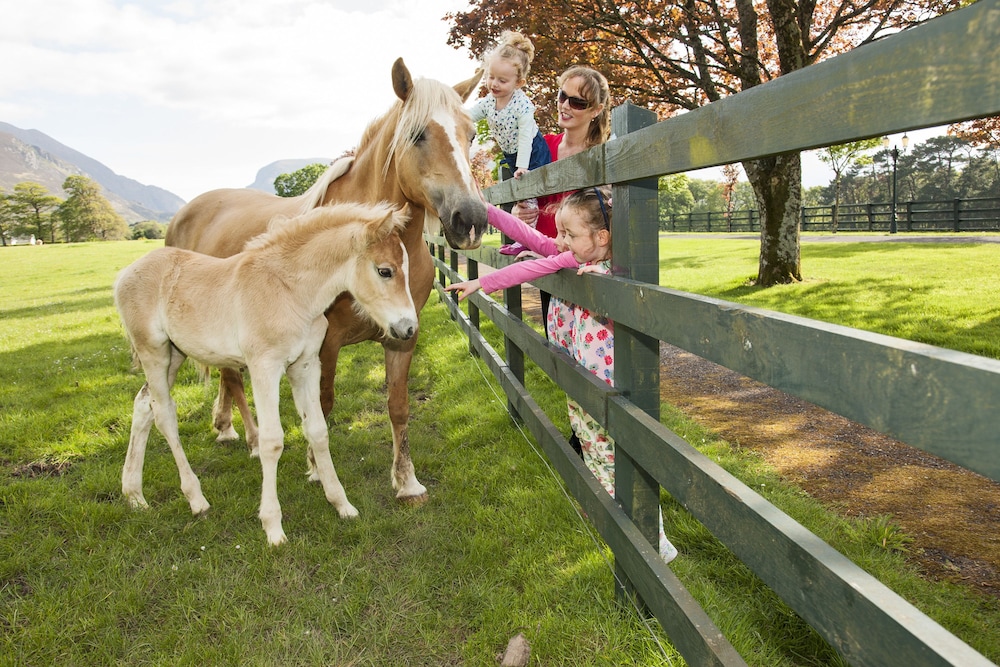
[243,201,398,253]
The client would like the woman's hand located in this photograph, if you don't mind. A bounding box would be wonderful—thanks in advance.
[444,278,482,301]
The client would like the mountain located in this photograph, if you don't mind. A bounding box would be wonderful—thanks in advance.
[0,122,186,223]
[246,158,332,194]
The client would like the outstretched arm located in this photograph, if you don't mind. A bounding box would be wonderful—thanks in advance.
[487,204,558,256]
[478,251,579,294]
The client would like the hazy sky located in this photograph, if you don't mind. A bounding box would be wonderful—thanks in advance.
[1,0,933,203]
[0,0,480,202]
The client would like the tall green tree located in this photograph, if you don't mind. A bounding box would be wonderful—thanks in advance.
[447,0,959,285]
[274,163,329,197]
[57,175,128,242]
[7,182,61,243]
[817,139,882,232]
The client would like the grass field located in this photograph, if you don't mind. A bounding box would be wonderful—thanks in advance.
[1,238,997,665]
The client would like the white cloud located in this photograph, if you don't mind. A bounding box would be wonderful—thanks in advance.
[0,0,479,201]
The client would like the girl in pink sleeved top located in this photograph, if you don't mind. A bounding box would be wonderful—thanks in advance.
[446,187,678,563]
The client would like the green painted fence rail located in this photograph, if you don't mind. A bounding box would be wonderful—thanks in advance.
[428,2,1000,666]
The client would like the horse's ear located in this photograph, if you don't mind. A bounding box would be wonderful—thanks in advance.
[454,68,484,102]
[392,58,413,102]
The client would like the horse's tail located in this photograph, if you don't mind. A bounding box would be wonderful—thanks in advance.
[196,363,214,387]
[296,155,355,214]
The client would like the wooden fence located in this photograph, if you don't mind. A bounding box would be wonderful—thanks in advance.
[428,3,1000,665]
[662,196,1000,233]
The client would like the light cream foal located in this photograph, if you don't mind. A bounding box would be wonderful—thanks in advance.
[115,202,417,546]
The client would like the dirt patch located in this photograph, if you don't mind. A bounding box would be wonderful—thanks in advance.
[657,343,1000,597]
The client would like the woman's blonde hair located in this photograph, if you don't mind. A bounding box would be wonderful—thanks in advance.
[559,66,611,148]
[485,31,535,82]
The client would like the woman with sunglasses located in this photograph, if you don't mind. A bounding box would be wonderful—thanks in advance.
[513,66,611,241]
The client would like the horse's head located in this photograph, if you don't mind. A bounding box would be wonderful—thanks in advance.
[349,203,419,341]
[387,58,487,250]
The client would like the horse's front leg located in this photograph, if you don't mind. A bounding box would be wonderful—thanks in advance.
[247,363,287,546]
[287,349,358,519]
[214,367,260,455]
[384,338,427,503]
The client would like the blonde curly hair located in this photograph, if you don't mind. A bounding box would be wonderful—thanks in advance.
[485,30,535,82]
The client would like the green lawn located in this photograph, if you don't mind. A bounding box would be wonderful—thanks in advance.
[1,238,997,666]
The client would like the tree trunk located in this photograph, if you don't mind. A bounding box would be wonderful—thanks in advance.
[744,152,802,286]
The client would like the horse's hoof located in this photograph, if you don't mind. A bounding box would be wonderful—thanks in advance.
[267,531,288,547]
[397,492,428,506]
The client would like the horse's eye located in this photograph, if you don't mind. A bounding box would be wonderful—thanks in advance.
[413,129,426,143]
[378,267,394,279]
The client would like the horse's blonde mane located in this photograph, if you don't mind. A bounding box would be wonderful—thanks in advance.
[296,155,355,214]
[243,201,399,252]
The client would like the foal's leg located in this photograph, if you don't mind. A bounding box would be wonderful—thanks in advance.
[288,353,358,519]
[129,346,210,515]
[122,382,155,509]
[247,363,289,546]
[384,339,428,503]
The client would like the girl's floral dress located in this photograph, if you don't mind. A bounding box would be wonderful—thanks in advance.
[546,260,676,562]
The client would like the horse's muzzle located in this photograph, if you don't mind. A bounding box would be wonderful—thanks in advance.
[438,197,487,250]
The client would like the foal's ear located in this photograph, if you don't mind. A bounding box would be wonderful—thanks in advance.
[392,58,413,102]
[454,68,484,102]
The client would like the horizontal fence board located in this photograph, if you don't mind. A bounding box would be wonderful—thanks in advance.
[606,398,995,667]
[437,286,746,667]
[486,1,1000,206]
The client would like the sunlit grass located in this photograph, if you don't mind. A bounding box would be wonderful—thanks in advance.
[1,238,997,665]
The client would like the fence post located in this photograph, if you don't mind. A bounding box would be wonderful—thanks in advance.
[610,102,661,607]
[954,198,962,232]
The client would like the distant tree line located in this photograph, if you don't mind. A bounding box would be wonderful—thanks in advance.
[658,134,1000,222]
[0,176,165,246]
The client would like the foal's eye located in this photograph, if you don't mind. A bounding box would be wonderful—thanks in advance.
[377,267,394,279]
[413,129,426,143]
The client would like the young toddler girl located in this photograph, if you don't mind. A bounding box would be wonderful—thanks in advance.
[468,31,552,255]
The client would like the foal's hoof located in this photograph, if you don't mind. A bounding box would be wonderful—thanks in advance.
[189,498,211,516]
[125,495,149,510]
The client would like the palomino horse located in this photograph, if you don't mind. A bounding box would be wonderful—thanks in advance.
[116,202,418,546]
[165,58,486,505]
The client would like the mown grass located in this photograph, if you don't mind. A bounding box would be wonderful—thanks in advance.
[1,238,998,665]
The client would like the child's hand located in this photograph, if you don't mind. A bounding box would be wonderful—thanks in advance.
[515,250,544,260]
[513,168,529,179]
[512,202,539,226]
[444,279,482,301]
[577,264,605,275]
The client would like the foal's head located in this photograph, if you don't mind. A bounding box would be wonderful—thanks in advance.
[342,203,419,341]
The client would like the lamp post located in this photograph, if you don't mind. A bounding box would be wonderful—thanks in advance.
[882,134,909,234]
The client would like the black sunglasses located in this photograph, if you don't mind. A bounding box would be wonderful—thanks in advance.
[558,89,590,110]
